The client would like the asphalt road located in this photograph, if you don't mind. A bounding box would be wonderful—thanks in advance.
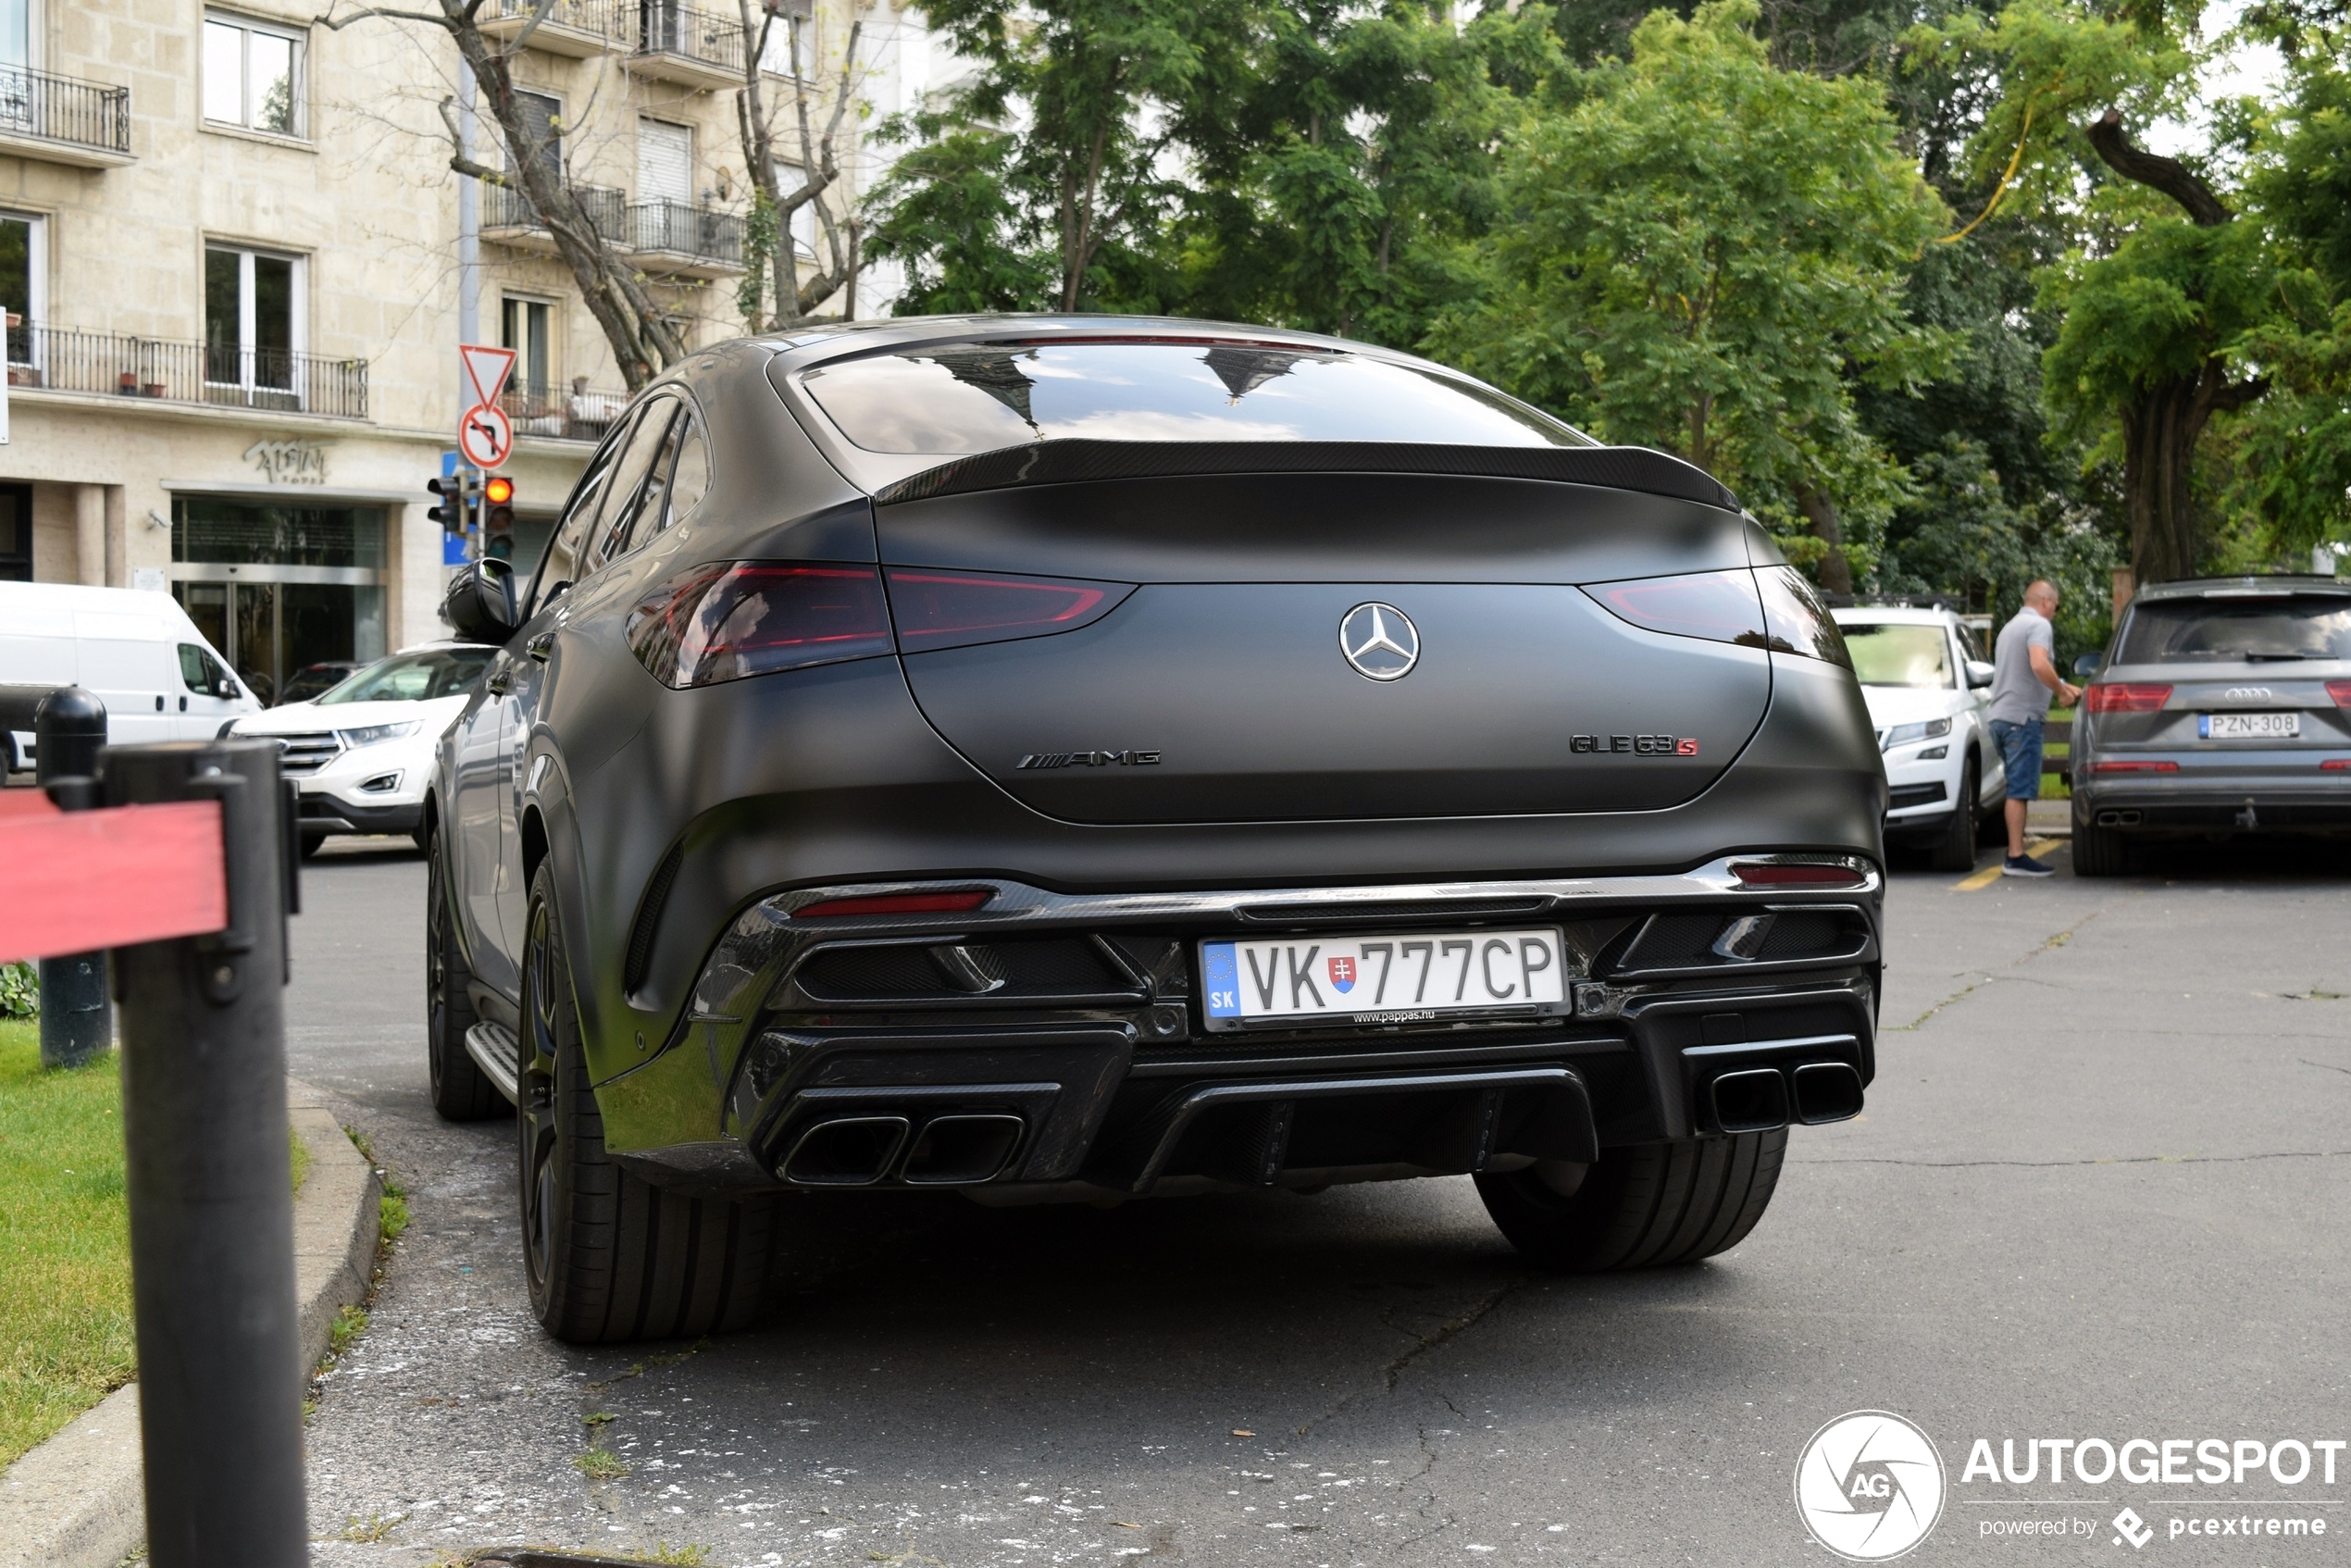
[290,834,2351,1568]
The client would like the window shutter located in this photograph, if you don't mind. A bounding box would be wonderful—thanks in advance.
[638,120,692,205]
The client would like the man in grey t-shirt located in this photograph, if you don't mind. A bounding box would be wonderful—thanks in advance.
[1986,580,2081,876]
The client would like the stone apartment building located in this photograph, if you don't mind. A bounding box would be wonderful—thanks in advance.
[0,0,934,699]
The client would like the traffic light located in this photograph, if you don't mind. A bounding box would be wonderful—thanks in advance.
[427,473,477,534]
[482,475,516,561]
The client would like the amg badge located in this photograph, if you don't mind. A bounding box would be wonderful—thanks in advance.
[1016,750,1163,769]
[1571,734,1698,756]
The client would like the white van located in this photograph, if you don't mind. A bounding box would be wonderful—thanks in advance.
[0,580,260,771]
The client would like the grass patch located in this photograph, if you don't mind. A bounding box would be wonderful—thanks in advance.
[575,1444,631,1480]
[0,1018,133,1468]
[290,1123,311,1196]
[634,1545,711,1565]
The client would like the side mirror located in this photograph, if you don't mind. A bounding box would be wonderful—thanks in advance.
[2072,653,2103,678]
[1964,659,1996,690]
[441,558,519,645]
[214,678,239,700]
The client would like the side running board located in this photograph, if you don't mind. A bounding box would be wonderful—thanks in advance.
[464,1021,520,1105]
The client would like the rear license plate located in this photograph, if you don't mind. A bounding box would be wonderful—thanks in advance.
[1199,927,1572,1030]
[2200,712,2300,740]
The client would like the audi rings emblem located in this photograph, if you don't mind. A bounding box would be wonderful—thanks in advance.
[1339,602,1420,681]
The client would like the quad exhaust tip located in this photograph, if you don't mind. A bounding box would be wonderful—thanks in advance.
[780,1113,1026,1187]
[1707,1062,1865,1134]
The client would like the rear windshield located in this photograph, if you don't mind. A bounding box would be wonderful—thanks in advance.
[797,341,1594,454]
[2115,595,2351,664]
[1841,622,1952,688]
[317,647,494,703]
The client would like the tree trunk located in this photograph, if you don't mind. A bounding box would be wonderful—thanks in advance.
[1795,485,1852,595]
[2121,360,2268,585]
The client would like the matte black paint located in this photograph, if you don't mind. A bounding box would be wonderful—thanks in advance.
[430,318,1887,1192]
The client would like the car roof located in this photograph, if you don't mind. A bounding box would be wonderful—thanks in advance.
[2133,575,2351,602]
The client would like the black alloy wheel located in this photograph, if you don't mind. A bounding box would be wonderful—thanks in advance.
[517,862,777,1343]
[426,828,501,1121]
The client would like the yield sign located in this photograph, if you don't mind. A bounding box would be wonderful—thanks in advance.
[459,342,517,408]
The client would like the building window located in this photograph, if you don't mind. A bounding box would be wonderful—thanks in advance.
[0,210,44,367]
[0,0,31,69]
[639,118,692,204]
[0,483,31,582]
[205,244,303,400]
[502,294,554,427]
[203,13,304,137]
[508,89,561,183]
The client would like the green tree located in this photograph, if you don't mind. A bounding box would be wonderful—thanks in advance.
[1427,0,1949,591]
[865,0,1232,312]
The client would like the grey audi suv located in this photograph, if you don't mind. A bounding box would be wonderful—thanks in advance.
[425,317,1887,1343]
[2071,575,2351,873]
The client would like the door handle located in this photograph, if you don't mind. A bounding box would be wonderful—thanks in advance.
[486,666,514,695]
[527,632,555,663]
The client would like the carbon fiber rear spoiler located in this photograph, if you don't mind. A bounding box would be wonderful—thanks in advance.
[871,439,1742,512]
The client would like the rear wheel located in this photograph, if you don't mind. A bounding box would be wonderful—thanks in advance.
[2071,804,2133,877]
[518,863,776,1343]
[1474,1129,1786,1271]
[1927,763,1979,873]
[427,828,502,1121]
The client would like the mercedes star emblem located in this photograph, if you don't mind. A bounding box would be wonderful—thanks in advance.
[1339,602,1420,680]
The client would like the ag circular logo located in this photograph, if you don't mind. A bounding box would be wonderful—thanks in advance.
[1338,602,1419,680]
[1794,1411,1946,1562]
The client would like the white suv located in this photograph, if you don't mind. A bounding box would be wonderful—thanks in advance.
[229,641,494,855]
[1830,604,2004,870]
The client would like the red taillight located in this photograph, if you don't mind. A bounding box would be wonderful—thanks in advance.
[885,567,1133,653]
[626,562,893,688]
[791,890,994,918]
[2329,681,2351,708]
[2322,758,2350,771]
[2085,683,2171,713]
[1728,862,1867,888]
[2090,759,2179,773]
[1754,566,1852,668]
[1586,570,1767,646]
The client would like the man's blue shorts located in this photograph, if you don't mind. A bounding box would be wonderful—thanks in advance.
[1987,717,2043,801]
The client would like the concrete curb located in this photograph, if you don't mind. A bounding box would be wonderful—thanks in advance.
[0,1080,382,1568]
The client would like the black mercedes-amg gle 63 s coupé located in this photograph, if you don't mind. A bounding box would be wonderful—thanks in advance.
[426,317,1885,1343]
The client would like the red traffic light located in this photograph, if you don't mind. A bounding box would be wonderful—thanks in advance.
[483,476,515,505]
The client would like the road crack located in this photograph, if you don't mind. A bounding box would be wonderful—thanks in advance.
[1292,1277,1526,1437]
[1797,1148,2351,1169]
[1885,902,2124,1030]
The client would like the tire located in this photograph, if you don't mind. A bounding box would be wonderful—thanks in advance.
[1927,762,1979,873]
[518,862,776,1343]
[1474,1128,1787,1271]
[2071,803,2132,877]
[297,833,326,860]
[426,827,503,1121]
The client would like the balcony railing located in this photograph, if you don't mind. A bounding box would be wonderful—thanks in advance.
[0,65,131,157]
[633,0,749,77]
[626,198,745,269]
[501,383,627,444]
[6,323,368,420]
[482,180,628,243]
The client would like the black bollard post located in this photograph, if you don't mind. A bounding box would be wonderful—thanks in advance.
[35,685,111,1068]
[106,739,308,1568]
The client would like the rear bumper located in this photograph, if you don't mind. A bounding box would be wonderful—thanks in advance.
[595,858,1883,1200]
[2074,791,2351,835]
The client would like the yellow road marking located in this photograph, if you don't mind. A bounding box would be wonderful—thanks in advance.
[1952,838,2064,891]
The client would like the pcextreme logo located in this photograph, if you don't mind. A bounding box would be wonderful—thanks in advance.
[1796,1411,1948,1562]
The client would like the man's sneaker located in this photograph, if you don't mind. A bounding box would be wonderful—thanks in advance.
[2002,853,2056,877]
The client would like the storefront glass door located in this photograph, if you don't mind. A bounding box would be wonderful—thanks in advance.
[169,500,387,705]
